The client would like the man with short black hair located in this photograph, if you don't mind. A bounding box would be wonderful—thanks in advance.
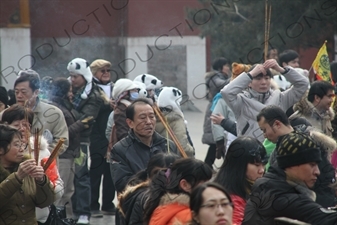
[279,49,300,68]
[258,105,337,208]
[290,80,335,137]
[110,98,179,193]
[243,132,337,225]
[11,69,69,153]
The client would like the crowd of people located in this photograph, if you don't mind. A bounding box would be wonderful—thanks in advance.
[1,48,337,225]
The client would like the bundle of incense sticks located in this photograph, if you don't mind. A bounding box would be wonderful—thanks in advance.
[34,128,40,165]
[153,104,187,158]
[43,138,65,171]
[24,107,32,155]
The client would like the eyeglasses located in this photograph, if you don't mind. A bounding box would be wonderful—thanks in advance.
[101,69,111,73]
[200,202,233,210]
[12,142,28,150]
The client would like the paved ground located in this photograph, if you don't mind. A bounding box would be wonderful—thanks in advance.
[88,99,223,225]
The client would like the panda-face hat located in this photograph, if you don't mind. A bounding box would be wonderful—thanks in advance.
[67,58,93,99]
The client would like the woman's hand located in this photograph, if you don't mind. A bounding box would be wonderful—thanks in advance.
[29,165,45,183]
[210,113,225,125]
[16,159,37,181]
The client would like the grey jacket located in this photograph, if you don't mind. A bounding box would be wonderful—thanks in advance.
[221,67,309,142]
[211,98,236,142]
[202,71,230,145]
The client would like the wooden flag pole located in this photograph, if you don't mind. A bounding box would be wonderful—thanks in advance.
[153,104,188,158]
[264,0,272,62]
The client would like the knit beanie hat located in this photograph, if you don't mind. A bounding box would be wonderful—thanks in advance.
[112,78,138,100]
[90,59,112,76]
[67,58,93,99]
[0,86,8,108]
[276,132,322,169]
[231,62,252,80]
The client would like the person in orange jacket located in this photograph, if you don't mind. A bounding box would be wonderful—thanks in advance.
[143,158,213,225]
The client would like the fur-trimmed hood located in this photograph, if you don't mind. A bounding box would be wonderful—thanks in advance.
[292,92,335,121]
[118,181,149,217]
[159,193,190,206]
[149,193,191,225]
[310,129,337,154]
[290,91,335,137]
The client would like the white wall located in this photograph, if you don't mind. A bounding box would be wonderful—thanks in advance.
[0,28,31,89]
[125,36,206,99]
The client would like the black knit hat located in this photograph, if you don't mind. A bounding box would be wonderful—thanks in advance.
[276,131,321,168]
[0,86,8,108]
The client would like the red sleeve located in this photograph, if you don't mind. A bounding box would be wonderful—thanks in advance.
[231,195,246,225]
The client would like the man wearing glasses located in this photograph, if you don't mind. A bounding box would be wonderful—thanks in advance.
[289,80,335,137]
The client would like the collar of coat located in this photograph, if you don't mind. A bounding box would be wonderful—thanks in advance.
[128,129,166,147]
[159,193,190,206]
[0,163,18,183]
[292,93,335,121]
[244,88,271,104]
[92,76,112,86]
[118,180,149,217]
[264,166,316,201]
[285,173,316,201]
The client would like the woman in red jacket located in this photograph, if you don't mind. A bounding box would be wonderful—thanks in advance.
[214,136,268,225]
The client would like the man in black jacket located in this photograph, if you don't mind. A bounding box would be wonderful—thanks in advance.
[257,105,337,207]
[110,98,179,193]
[243,131,337,225]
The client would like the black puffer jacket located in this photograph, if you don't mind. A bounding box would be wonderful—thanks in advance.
[118,181,149,225]
[269,130,337,208]
[242,166,337,225]
[110,130,178,192]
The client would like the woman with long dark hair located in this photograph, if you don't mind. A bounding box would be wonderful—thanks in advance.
[144,158,213,225]
[214,136,267,225]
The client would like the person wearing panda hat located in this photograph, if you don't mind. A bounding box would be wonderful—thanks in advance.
[134,73,163,100]
[68,57,104,224]
[156,86,195,157]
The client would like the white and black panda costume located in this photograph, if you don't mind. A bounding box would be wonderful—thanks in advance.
[156,86,195,157]
[134,74,163,100]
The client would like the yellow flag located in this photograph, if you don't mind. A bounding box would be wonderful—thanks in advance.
[312,41,332,83]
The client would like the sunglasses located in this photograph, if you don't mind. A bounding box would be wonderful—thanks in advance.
[101,69,111,73]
